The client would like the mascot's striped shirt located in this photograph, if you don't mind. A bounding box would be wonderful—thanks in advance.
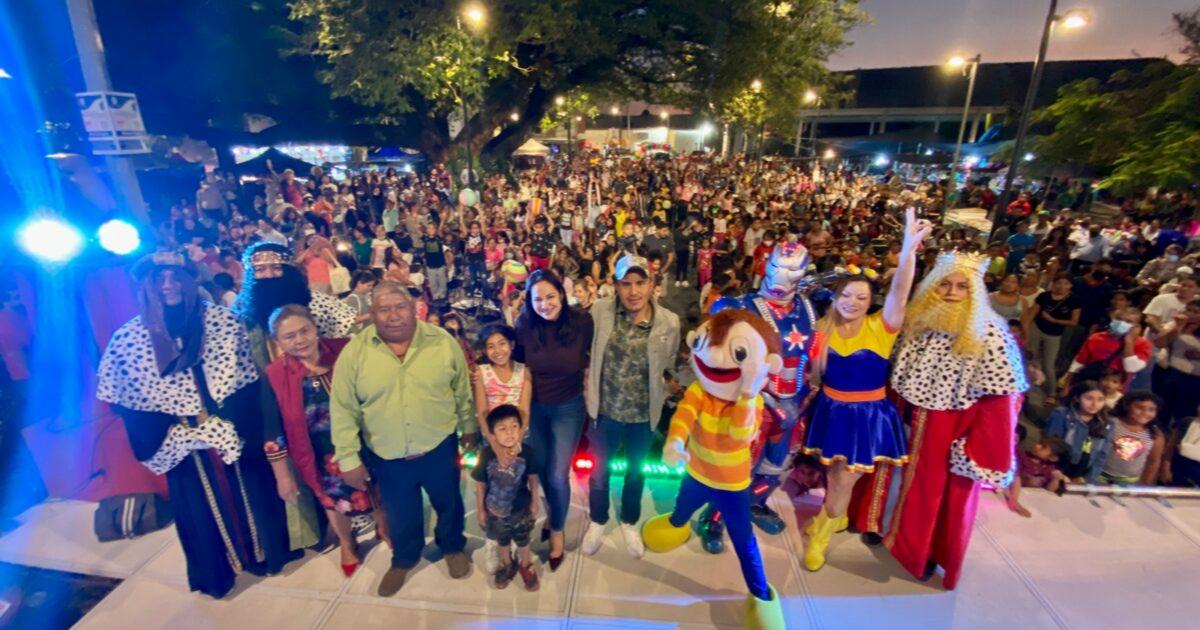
[666,382,763,491]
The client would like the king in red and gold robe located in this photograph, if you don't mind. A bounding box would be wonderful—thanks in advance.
[850,253,1028,590]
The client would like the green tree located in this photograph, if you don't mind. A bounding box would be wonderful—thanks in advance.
[1032,10,1200,194]
[286,0,865,163]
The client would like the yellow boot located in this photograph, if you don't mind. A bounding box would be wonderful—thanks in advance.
[804,509,838,571]
[743,584,785,630]
[641,513,691,553]
[834,514,849,533]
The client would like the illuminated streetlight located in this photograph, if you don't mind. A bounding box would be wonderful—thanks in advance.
[510,111,520,122]
[946,55,966,69]
[575,115,582,122]
[659,110,669,120]
[1060,8,1091,29]
[750,78,763,93]
[555,95,565,107]
[610,105,620,116]
[699,122,715,135]
[462,3,486,28]
[822,148,835,160]
[1023,152,1036,161]
[994,1,1095,237]
[803,89,818,104]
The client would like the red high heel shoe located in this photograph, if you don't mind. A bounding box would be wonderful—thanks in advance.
[340,546,361,577]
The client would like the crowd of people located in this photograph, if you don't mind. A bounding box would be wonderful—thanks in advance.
[91,147,1200,626]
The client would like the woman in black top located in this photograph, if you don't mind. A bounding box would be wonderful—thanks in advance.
[1025,271,1082,402]
[514,270,593,570]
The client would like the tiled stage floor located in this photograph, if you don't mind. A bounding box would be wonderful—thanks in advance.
[2,476,1198,629]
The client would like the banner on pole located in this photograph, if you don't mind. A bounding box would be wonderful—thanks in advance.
[76,91,151,155]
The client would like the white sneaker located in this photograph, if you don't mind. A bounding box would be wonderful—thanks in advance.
[581,521,607,555]
[681,280,690,287]
[674,280,681,287]
[620,522,645,558]
[483,539,499,573]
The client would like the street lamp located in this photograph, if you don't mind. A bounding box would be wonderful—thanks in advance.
[456,3,487,194]
[944,53,980,212]
[795,88,819,157]
[462,3,486,29]
[509,111,519,122]
[993,0,1092,236]
[822,148,836,160]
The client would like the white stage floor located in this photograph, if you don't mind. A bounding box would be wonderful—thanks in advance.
[2,475,1199,629]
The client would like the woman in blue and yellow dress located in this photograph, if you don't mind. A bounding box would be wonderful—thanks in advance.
[801,207,932,572]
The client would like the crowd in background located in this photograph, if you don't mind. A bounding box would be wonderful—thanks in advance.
[144,150,1200,505]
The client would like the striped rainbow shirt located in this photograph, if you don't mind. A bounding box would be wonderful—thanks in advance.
[666,381,763,491]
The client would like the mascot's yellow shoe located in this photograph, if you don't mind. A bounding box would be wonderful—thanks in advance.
[641,513,691,553]
[804,508,838,571]
[743,584,785,630]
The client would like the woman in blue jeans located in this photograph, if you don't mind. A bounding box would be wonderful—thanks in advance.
[515,270,594,570]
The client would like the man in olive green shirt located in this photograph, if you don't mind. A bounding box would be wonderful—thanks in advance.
[330,282,476,595]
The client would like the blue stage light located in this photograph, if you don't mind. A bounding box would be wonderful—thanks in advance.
[17,218,84,263]
[98,219,140,255]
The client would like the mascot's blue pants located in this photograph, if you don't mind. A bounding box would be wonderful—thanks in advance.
[669,475,769,599]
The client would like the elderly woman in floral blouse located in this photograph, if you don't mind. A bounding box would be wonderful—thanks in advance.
[265,304,387,578]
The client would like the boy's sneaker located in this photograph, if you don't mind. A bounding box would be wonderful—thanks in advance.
[518,562,540,591]
[483,539,499,574]
[495,558,518,589]
[620,522,645,558]
[681,280,690,287]
[580,521,607,555]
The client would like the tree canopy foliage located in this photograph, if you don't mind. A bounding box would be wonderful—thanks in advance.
[1032,9,1200,194]
[286,0,866,162]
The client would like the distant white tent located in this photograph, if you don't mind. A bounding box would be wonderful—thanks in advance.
[513,139,550,156]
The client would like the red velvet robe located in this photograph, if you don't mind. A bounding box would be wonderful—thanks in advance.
[851,393,1020,589]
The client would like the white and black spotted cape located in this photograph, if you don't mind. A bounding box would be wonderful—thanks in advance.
[96,302,259,417]
[890,320,1029,412]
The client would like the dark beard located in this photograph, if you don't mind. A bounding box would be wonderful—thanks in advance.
[235,265,312,331]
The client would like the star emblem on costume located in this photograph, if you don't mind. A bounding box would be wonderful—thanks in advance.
[784,325,808,351]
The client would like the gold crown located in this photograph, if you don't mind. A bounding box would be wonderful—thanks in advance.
[929,251,988,280]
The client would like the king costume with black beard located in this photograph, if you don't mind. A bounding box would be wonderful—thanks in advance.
[235,265,314,333]
[234,256,356,369]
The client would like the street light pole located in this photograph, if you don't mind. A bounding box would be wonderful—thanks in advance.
[945,54,981,213]
[65,0,149,224]
[993,0,1058,234]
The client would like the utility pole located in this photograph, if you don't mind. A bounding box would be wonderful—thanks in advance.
[64,0,149,224]
[993,0,1058,235]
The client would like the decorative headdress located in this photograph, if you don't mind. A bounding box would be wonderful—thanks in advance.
[919,251,988,287]
[131,250,194,280]
[242,242,293,270]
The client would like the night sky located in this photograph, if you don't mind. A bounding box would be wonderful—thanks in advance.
[831,0,1197,70]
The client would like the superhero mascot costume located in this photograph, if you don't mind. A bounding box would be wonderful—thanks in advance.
[701,241,816,549]
[850,251,1028,589]
[641,309,786,630]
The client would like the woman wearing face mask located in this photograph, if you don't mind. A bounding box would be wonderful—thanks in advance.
[513,270,594,571]
[1060,306,1153,399]
[800,208,932,572]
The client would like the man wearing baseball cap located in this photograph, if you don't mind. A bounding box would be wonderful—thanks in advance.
[581,254,680,558]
